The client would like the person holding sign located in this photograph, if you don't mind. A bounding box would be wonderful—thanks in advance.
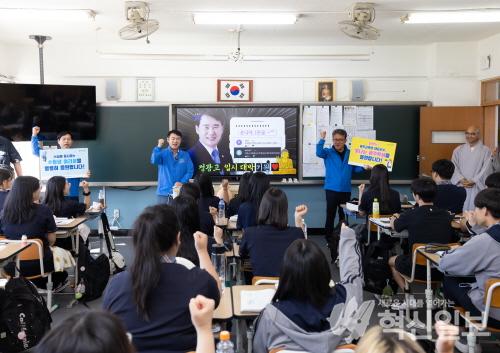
[316,129,366,261]
[31,126,91,201]
[151,129,194,205]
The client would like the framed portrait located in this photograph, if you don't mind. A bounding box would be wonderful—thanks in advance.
[317,80,336,102]
[217,79,253,102]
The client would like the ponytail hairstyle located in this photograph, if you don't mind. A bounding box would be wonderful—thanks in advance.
[0,164,14,190]
[130,205,180,320]
[2,176,40,224]
[368,164,391,213]
[171,195,201,266]
[43,176,67,215]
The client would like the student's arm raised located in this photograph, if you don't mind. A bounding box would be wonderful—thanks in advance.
[316,130,329,159]
[338,223,364,306]
[189,295,216,353]
[194,231,221,291]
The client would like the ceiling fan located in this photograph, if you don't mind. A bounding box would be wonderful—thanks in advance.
[339,2,380,40]
[118,1,159,43]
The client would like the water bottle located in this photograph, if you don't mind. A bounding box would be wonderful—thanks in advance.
[217,198,225,224]
[98,190,105,208]
[211,244,226,290]
[216,331,234,353]
[372,198,380,218]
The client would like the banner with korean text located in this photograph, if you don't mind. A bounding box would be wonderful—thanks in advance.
[39,148,89,180]
[348,137,397,171]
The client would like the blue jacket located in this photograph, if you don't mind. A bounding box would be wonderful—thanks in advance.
[31,135,81,198]
[151,147,194,196]
[316,139,363,192]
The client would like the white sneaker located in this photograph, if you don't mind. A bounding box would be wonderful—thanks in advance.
[455,335,482,353]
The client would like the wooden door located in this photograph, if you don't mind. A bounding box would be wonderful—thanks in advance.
[419,106,484,175]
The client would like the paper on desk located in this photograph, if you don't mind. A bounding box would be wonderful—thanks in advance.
[54,217,73,225]
[240,288,276,312]
[346,202,359,212]
[369,217,392,228]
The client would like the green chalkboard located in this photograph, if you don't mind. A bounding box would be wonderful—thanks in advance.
[79,106,169,182]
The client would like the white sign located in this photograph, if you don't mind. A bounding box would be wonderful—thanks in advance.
[40,148,89,180]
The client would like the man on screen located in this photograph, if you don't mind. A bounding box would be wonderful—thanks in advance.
[188,114,233,174]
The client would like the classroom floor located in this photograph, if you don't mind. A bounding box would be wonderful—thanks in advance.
[49,235,499,353]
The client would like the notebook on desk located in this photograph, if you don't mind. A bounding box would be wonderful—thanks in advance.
[54,217,73,226]
[346,202,359,213]
[240,288,276,312]
[369,217,392,228]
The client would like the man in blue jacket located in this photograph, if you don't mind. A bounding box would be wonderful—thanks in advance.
[151,129,194,204]
[316,129,364,261]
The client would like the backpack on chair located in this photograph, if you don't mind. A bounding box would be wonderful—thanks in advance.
[0,277,52,352]
[76,248,110,303]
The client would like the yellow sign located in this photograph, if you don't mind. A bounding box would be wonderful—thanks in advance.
[348,137,397,171]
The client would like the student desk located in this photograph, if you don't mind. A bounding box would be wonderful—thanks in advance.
[0,242,31,269]
[417,245,461,336]
[213,287,233,320]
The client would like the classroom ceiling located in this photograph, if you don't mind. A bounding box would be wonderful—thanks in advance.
[0,0,499,50]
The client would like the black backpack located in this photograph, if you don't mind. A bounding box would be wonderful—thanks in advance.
[0,277,52,352]
[76,248,110,302]
[362,240,398,294]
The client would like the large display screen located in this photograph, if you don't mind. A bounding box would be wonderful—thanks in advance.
[0,83,97,141]
[174,104,299,179]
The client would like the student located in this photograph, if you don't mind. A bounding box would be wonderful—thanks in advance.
[36,298,217,353]
[32,127,91,201]
[196,173,221,213]
[227,172,252,217]
[253,225,363,352]
[0,134,22,176]
[171,195,224,266]
[0,164,14,212]
[439,188,500,331]
[0,176,68,289]
[151,129,194,204]
[237,171,270,229]
[43,176,91,218]
[239,188,307,277]
[485,171,500,188]
[179,182,215,236]
[388,178,454,290]
[431,159,466,214]
[358,164,401,216]
[103,204,220,353]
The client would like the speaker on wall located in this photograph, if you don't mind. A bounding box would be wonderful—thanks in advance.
[105,79,121,101]
[351,80,364,101]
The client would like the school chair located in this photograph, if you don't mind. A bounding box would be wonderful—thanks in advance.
[453,278,500,353]
[252,276,279,286]
[14,238,57,312]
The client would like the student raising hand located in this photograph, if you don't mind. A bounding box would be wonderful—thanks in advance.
[189,295,216,353]
[435,321,459,353]
[294,204,308,230]
[213,226,224,245]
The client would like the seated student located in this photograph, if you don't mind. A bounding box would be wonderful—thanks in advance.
[239,188,307,277]
[43,176,92,218]
[358,164,401,216]
[237,171,270,229]
[196,173,222,213]
[431,159,466,214]
[439,188,500,331]
[31,127,91,201]
[0,164,14,212]
[179,182,215,236]
[388,178,454,291]
[37,297,217,353]
[227,172,252,217]
[253,225,364,352]
[0,176,68,289]
[171,195,224,266]
[103,204,220,353]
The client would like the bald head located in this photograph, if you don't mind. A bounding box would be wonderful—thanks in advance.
[465,125,480,145]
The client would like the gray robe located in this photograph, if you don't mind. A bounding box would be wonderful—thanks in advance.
[451,142,492,211]
[493,151,500,173]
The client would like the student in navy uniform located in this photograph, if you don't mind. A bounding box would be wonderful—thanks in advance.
[227,172,252,217]
[439,188,500,333]
[358,164,401,217]
[388,178,454,290]
[0,176,68,289]
[0,164,14,212]
[316,129,366,260]
[253,226,364,352]
[103,204,220,353]
[196,173,222,213]
[237,171,270,229]
[151,129,194,205]
[32,127,90,201]
[431,159,466,214]
[179,182,215,237]
[0,134,22,177]
[188,114,233,175]
[239,187,307,277]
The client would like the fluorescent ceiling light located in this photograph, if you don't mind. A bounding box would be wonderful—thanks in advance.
[0,8,96,22]
[193,12,297,25]
[403,10,500,23]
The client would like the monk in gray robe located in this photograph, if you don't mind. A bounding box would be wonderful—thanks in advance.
[451,126,492,211]
[492,147,500,173]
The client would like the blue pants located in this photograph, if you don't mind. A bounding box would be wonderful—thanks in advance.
[157,195,173,205]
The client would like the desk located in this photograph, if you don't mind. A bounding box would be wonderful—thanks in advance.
[56,217,88,230]
[0,243,31,269]
[213,287,233,320]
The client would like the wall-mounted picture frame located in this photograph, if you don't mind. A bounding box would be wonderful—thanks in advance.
[137,78,155,101]
[317,80,336,102]
[217,79,253,102]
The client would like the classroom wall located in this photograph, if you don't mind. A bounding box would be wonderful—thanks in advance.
[478,32,500,79]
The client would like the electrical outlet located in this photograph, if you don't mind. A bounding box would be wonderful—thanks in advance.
[113,209,120,219]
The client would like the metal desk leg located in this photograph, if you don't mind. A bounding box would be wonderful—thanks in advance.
[425,259,433,338]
